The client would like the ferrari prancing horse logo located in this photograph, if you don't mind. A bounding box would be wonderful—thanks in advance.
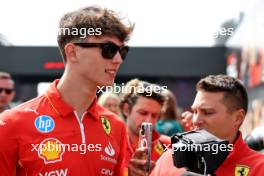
[101,117,111,135]
[235,165,250,176]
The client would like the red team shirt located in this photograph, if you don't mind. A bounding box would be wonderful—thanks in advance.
[0,80,127,176]
[151,132,264,176]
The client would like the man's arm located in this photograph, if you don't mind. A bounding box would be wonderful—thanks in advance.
[0,111,18,175]
[150,149,185,176]
[128,147,156,176]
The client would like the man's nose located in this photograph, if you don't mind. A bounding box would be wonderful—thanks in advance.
[112,52,123,64]
[193,113,204,128]
[144,114,153,123]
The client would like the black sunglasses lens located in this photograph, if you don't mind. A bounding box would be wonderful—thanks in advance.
[5,89,13,94]
[0,88,13,94]
[120,46,129,60]
[102,43,118,59]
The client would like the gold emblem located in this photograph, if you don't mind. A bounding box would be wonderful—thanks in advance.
[154,142,164,156]
[101,117,111,135]
[235,165,250,176]
[38,138,64,164]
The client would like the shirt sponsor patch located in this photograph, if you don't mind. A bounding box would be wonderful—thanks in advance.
[101,168,114,176]
[104,142,115,157]
[101,117,111,135]
[100,154,117,164]
[235,165,250,176]
[38,168,68,176]
[38,138,64,164]
[35,115,55,133]
[154,142,164,156]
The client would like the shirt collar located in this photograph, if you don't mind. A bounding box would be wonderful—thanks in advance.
[222,131,247,163]
[230,131,245,153]
[46,79,99,120]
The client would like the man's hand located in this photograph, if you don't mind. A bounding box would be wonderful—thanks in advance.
[128,147,155,176]
[181,111,194,131]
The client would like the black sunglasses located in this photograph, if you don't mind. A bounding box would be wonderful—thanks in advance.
[73,42,129,60]
[0,88,14,94]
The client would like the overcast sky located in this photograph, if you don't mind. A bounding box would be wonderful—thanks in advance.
[0,0,255,46]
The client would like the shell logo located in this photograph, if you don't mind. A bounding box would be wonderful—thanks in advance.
[38,138,64,164]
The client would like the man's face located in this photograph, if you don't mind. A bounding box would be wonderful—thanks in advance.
[0,79,15,110]
[191,90,238,141]
[104,97,120,115]
[126,96,162,135]
[73,36,124,87]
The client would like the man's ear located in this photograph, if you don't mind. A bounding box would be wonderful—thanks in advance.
[234,109,245,128]
[64,43,78,63]
[10,91,15,101]
[123,103,130,117]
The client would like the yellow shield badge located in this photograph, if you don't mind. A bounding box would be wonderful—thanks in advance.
[235,165,250,176]
[154,142,164,156]
[101,117,111,135]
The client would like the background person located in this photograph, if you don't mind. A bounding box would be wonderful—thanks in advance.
[0,72,15,113]
[156,89,184,136]
[98,91,121,116]
[245,125,264,153]
[119,78,170,176]
[150,74,264,176]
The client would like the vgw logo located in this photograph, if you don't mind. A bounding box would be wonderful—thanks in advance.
[38,168,68,176]
[35,115,55,133]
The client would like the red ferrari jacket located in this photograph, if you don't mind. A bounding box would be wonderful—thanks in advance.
[151,132,264,176]
[0,80,127,176]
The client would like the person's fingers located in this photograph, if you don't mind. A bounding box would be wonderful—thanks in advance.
[181,111,194,131]
[129,158,147,166]
[128,159,147,176]
[129,147,156,175]
[181,111,188,117]
[128,159,156,176]
[128,165,146,176]
[182,111,193,119]
[132,147,147,159]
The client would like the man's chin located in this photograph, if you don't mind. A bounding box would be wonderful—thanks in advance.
[103,80,115,87]
[97,81,114,88]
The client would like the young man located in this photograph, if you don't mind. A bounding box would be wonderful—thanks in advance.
[119,79,170,176]
[150,75,264,176]
[0,6,133,176]
[0,72,15,113]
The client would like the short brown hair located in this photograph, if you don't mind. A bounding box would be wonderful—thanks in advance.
[119,79,166,119]
[57,6,134,62]
[0,72,12,80]
[196,74,248,113]
[161,89,181,120]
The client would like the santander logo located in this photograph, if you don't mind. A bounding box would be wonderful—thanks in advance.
[104,142,115,157]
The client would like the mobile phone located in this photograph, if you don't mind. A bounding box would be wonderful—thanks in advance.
[138,122,153,174]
